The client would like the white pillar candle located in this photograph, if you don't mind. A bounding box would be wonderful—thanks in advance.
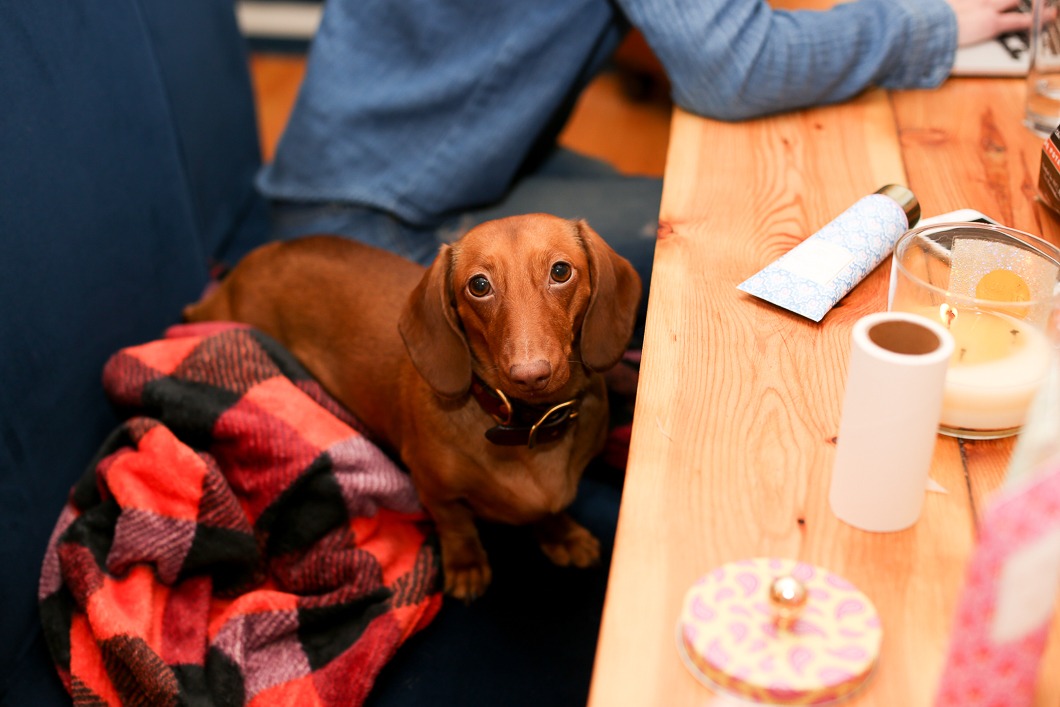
[830,312,955,532]
[908,306,1053,432]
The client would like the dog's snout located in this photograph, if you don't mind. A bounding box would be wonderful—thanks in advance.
[509,360,551,391]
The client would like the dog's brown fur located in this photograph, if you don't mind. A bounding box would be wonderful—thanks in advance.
[183,214,641,601]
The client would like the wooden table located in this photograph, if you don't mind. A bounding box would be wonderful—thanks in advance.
[586,76,1060,706]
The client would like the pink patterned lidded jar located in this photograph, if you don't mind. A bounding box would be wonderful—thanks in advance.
[676,558,881,705]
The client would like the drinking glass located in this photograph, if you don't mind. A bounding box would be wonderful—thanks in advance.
[1026,0,1060,137]
[889,223,1060,439]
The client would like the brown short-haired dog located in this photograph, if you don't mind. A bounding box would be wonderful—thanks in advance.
[183,214,641,601]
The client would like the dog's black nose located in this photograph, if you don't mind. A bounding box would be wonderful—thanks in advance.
[510,360,551,391]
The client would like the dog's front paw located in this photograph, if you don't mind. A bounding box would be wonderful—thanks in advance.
[534,514,601,568]
[442,545,492,603]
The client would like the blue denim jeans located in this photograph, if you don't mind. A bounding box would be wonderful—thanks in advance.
[268,148,661,342]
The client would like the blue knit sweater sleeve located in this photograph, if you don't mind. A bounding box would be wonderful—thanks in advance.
[620,0,957,121]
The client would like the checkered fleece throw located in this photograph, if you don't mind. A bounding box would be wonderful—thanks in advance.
[38,323,442,706]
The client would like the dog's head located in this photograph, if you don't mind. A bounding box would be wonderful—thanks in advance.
[398,214,641,401]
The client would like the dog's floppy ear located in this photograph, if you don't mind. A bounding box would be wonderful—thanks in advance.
[576,219,642,372]
[399,244,472,397]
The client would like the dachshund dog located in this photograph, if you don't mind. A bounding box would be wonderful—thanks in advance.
[183,214,641,601]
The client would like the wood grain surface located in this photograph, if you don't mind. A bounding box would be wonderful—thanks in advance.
[893,76,1060,706]
[589,76,1060,706]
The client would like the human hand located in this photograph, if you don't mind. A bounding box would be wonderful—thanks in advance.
[945,0,1034,46]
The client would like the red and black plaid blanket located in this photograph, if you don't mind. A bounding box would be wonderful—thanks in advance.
[38,323,442,706]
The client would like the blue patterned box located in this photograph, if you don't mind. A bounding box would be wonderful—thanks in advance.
[737,193,911,322]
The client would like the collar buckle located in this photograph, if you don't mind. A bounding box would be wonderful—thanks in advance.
[472,375,581,448]
[527,399,578,449]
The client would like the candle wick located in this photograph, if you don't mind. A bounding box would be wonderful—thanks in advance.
[942,306,956,328]
[959,348,966,362]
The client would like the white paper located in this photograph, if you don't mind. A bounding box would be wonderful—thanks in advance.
[926,477,949,494]
[991,526,1060,643]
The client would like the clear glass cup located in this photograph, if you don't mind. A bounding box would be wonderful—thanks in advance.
[889,223,1060,439]
[1026,0,1060,137]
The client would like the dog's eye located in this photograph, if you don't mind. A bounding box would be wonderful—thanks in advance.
[468,275,491,297]
[550,262,572,283]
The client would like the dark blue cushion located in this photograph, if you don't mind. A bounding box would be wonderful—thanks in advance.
[0,1,266,703]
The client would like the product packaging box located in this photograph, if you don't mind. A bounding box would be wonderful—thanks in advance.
[1038,126,1060,215]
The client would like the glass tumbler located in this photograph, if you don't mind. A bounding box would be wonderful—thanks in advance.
[889,223,1060,439]
[1026,0,1060,137]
